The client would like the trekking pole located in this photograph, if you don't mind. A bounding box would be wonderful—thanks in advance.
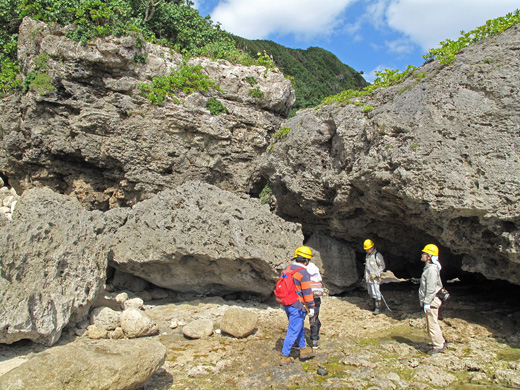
[381,295,392,312]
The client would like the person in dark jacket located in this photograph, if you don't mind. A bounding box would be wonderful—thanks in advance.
[306,259,324,349]
[419,244,446,354]
[279,246,316,365]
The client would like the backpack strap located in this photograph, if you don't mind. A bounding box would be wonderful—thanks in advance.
[291,267,305,301]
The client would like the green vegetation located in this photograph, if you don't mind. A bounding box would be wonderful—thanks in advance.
[138,62,219,105]
[0,0,272,97]
[273,126,290,140]
[423,10,520,65]
[244,76,257,86]
[205,97,228,115]
[247,86,264,99]
[320,9,520,108]
[233,37,367,114]
[259,185,272,205]
[23,52,55,95]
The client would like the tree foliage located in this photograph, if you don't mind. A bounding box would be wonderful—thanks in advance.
[0,0,259,96]
[233,37,367,114]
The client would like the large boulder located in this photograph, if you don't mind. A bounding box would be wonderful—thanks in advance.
[0,17,295,210]
[0,188,107,345]
[305,233,358,294]
[106,181,304,296]
[0,338,166,390]
[260,25,520,284]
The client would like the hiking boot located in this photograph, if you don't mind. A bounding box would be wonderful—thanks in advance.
[299,347,315,359]
[373,299,382,315]
[279,355,294,365]
[311,341,320,350]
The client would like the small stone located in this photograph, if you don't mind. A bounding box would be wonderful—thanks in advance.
[317,368,328,376]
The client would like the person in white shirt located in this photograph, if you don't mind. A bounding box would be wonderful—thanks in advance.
[363,239,386,314]
[306,259,324,349]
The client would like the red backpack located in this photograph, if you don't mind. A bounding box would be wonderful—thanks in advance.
[274,266,304,305]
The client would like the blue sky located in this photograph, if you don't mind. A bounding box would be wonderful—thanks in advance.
[192,0,519,82]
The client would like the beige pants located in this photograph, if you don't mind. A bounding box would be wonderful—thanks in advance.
[425,297,445,349]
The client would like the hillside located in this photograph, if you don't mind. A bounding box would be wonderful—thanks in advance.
[233,36,368,114]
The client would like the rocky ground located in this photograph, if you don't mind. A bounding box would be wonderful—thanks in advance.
[1,280,520,389]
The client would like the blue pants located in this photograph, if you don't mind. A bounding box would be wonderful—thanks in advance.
[282,305,306,356]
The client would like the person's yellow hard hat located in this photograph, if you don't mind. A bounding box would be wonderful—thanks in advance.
[422,244,439,256]
[294,246,312,259]
[363,239,375,250]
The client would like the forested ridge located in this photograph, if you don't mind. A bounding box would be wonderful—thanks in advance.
[233,37,368,113]
[0,0,367,113]
[1,1,518,114]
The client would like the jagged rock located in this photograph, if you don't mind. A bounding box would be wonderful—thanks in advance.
[260,24,520,284]
[106,181,304,296]
[0,188,107,345]
[0,181,304,345]
[183,319,214,339]
[120,308,159,338]
[89,307,121,331]
[0,17,295,210]
[220,307,258,338]
[0,338,166,390]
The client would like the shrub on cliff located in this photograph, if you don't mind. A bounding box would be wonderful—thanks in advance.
[0,0,259,96]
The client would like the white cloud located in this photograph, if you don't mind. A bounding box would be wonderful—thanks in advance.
[211,0,357,40]
[385,38,414,55]
[386,0,520,50]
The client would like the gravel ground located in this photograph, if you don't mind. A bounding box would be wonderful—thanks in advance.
[1,281,519,389]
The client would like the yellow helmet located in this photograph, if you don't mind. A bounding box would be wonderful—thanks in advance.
[422,244,439,256]
[363,239,374,250]
[294,246,312,259]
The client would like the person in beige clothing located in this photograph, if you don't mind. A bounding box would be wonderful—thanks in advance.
[419,244,446,354]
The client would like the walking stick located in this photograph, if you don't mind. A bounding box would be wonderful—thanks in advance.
[381,294,393,312]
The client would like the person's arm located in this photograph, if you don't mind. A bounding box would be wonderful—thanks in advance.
[297,271,315,308]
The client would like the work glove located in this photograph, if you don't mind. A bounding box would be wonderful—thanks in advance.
[423,304,430,313]
[308,308,315,318]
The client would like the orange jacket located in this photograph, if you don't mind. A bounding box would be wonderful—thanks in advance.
[284,263,315,310]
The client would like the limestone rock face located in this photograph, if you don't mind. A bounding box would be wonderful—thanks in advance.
[0,182,303,345]
[260,25,520,283]
[0,17,295,210]
[106,181,304,296]
[305,233,358,294]
[0,188,107,345]
[0,338,166,390]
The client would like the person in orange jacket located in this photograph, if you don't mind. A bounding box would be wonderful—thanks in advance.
[279,246,316,365]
